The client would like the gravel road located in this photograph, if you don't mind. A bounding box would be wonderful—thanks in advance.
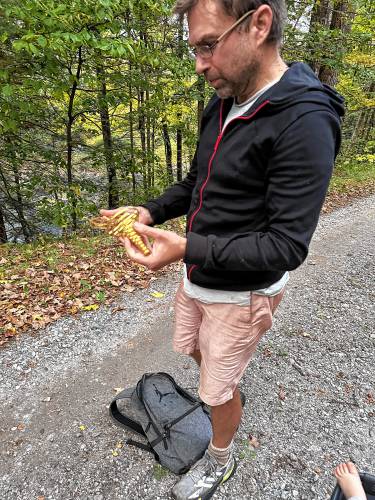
[1,195,374,500]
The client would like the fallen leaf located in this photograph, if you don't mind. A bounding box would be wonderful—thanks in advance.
[248,434,260,449]
[150,291,165,298]
[278,385,286,401]
[113,387,124,394]
[111,306,126,314]
[79,425,86,431]
[112,450,119,457]
[366,392,375,405]
[82,304,99,311]
[17,423,25,431]
[262,347,272,357]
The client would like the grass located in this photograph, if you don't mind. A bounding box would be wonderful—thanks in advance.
[322,158,375,213]
[238,440,257,461]
[329,158,375,193]
[152,463,169,480]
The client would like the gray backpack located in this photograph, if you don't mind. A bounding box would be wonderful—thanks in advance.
[109,372,212,474]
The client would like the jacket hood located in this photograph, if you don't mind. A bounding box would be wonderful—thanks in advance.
[260,62,345,117]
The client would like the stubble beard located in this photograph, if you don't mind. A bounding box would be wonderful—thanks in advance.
[213,56,260,101]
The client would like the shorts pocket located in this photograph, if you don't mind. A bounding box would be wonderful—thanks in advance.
[250,293,273,337]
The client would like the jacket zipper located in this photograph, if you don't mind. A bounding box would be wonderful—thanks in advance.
[187,98,270,280]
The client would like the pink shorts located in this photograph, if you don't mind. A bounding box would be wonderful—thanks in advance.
[173,282,284,406]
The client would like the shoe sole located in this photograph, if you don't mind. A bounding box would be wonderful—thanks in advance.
[198,458,238,500]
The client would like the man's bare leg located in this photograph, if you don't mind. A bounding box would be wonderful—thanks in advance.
[210,389,242,448]
[190,350,242,448]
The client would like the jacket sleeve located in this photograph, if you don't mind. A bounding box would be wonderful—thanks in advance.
[142,148,198,225]
[184,109,341,271]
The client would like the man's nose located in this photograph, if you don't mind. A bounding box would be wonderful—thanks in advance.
[195,55,211,76]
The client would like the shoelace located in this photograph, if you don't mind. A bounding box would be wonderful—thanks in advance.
[187,453,218,483]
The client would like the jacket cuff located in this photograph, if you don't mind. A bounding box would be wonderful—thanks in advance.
[184,232,208,265]
[141,201,165,226]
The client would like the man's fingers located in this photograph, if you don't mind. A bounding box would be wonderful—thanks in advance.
[100,206,136,217]
[100,208,122,217]
[134,222,165,238]
[122,237,149,264]
[122,237,139,257]
[141,234,152,250]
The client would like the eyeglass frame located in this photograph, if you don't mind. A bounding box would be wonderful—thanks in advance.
[190,9,256,59]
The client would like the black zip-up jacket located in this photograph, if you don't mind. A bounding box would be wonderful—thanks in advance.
[144,62,345,291]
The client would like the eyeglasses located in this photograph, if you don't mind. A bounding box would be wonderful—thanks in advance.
[190,9,256,60]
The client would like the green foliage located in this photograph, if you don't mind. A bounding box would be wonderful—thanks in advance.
[152,463,169,480]
[0,0,373,242]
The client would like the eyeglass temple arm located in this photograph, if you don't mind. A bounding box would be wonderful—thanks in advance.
[216,9,256,44]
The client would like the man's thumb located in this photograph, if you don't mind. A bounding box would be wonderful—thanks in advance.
[133,222,162,237]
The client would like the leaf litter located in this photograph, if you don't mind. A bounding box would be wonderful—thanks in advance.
[0,234,177,347]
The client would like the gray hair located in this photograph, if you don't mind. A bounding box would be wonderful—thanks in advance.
[173,0,287,45]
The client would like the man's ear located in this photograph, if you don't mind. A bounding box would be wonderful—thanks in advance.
[250,5,273,46]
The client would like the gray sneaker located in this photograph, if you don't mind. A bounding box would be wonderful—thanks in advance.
[171,450,237,500]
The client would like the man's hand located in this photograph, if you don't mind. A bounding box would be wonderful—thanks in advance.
[99,206,153,226]
[120,222,186,271]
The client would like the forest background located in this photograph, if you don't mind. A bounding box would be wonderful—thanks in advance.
[0,0,374,342]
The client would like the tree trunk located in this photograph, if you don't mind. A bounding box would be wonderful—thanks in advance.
[162,121,173,185]
[318,1,355,85]
[151,118,155,188]
[351,83,375,143]
[176,127,182,182]
[176,17,183,182]
[307,0,331,75]
[146,88,152,191]
[129,65,136,199]
[0,205,7,243]
[66,46,83,231]
[138,89,148,194]
[12,163,31,242]
[96,63,119,209]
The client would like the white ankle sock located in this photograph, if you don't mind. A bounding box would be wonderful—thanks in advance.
[207,439,233,466]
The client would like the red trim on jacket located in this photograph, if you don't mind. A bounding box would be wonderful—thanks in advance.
[187,99,270,234]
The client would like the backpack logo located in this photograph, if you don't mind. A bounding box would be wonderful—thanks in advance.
[153,384,174,402]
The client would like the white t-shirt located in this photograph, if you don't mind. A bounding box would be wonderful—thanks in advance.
[184,77,288,305]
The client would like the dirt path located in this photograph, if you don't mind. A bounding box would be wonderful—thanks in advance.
[1,195,374,500]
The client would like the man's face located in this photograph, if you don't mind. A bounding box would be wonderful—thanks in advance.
[188,0,260,99]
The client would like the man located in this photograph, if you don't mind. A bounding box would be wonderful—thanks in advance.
[102,1,344,498]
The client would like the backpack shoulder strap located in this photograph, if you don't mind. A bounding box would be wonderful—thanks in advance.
[126,438,157,457]
[109,388,145,437]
